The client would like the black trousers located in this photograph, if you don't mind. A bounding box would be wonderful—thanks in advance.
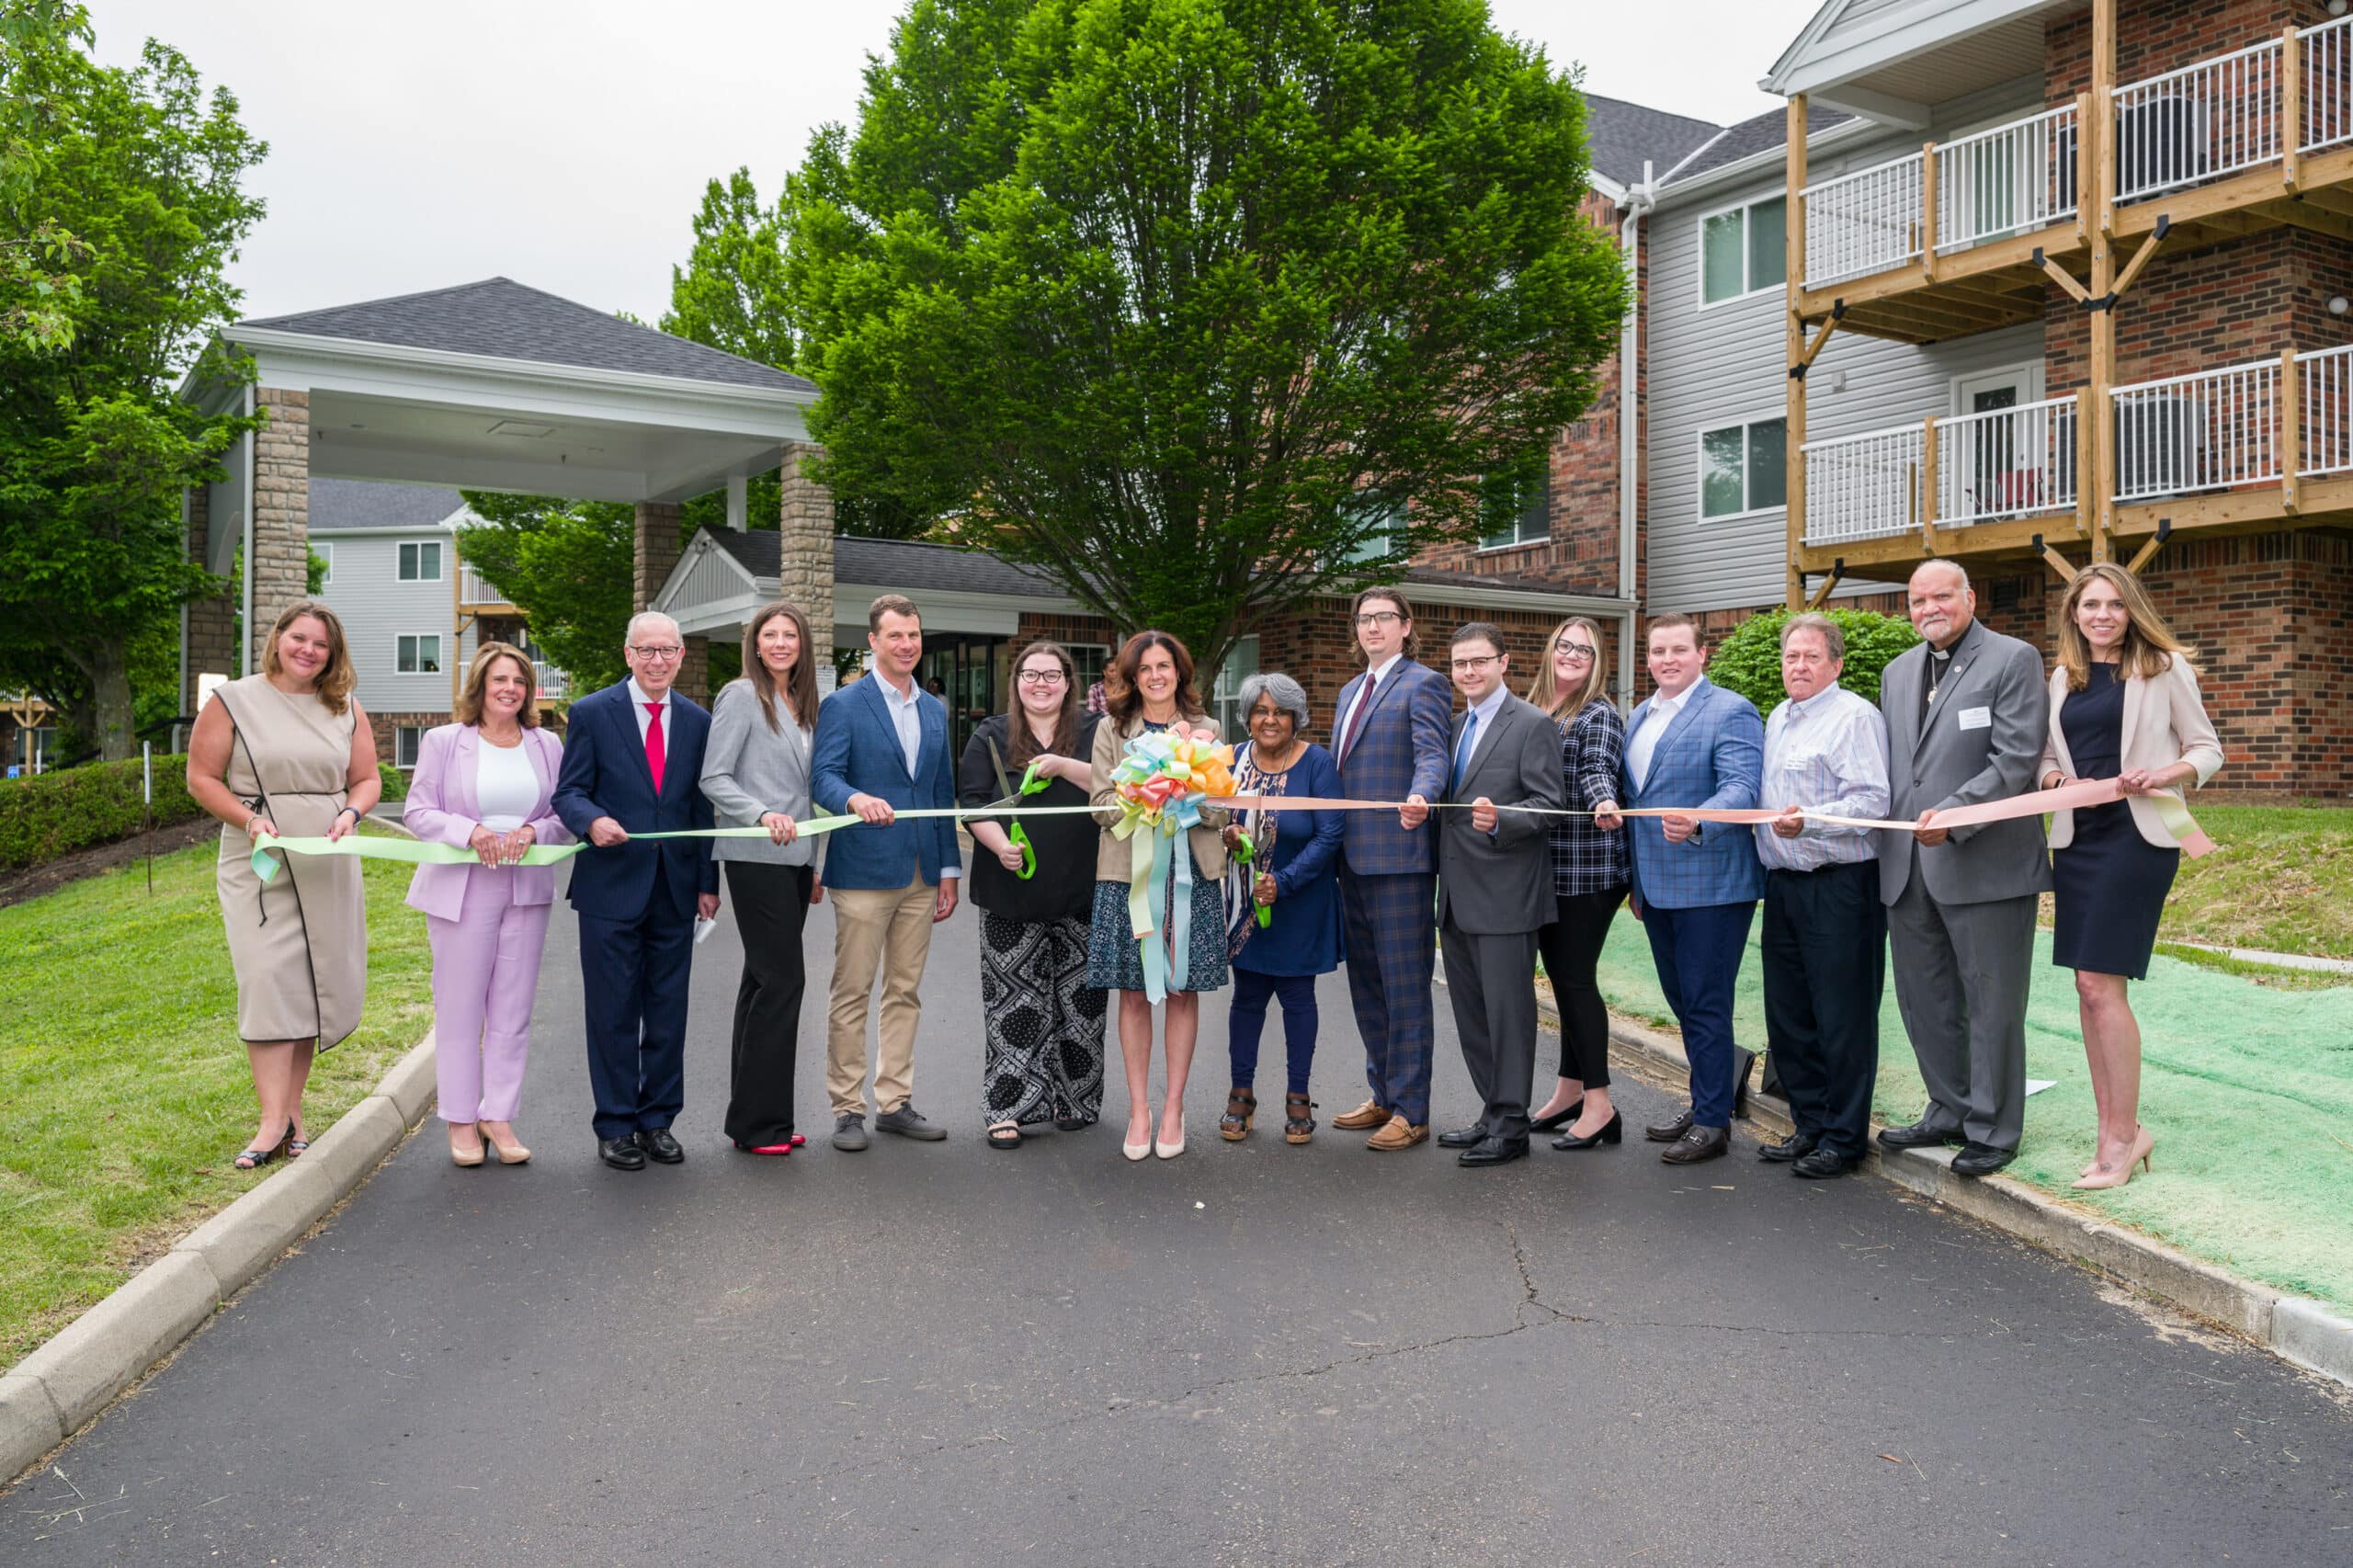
[723,860,813,1145]
[1761,860,1884,1158]
[1535,886,1626,1089]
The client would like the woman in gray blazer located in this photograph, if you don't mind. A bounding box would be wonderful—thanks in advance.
[2037,564,2222,1191]
[701,599,823,1155]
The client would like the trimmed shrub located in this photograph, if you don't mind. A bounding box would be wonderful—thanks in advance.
[1707,607,1920,715]
[0,754,205,871]
[377,761,409,803]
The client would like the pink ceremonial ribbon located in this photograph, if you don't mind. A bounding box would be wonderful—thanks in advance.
[1207,776,2216,858]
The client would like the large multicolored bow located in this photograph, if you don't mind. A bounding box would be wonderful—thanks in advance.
[1107,731,1235,1002]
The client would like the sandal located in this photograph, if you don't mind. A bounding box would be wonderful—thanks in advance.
[1283,1093,1316,1145]
[986,1121,1023,1151]
[1219,1087,1256,1142]
[1054,1113,1095,1132]
[235,1127,290,1171]
[286,1117,311,1158]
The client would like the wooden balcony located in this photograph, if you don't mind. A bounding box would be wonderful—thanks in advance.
[457,566,513,611]
[1792,17,2353,344]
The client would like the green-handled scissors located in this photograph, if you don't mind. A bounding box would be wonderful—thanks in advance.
[1231,830,1272,927]
[985,738,1051,880]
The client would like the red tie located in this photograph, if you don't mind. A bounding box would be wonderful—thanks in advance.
[643,701,666,793]
[1337,672,1378,764]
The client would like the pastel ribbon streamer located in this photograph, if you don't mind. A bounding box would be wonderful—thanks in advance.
[1106,731,1234,1002]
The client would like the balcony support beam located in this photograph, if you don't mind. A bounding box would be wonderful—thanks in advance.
[1805,562,1846,610]
[2281,349,2302,517]
[2088,0,2117,562]
[2110,218,2170,302]
[1920,418,1940,556]
[2127,519,2174,576]
[2034,248,2093,305]
[2033,535,2079,584]
[1920,142,1939,281]
[2284,27,2304,194]
[1785,93,1810,611]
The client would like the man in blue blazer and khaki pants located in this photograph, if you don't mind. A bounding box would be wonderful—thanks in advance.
[810,594,961,1151]
[1597,612,1764,1165]
[553,610,721,1171]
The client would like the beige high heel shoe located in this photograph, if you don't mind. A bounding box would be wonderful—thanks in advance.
[1123,1109,1154,1162]
[449,1123,485,1168]
[2071,1125,2154,1190]
[480,1122,530,1165]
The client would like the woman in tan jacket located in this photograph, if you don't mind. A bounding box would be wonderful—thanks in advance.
[2037,563,2222,1190]
[1086,631,1230,1161]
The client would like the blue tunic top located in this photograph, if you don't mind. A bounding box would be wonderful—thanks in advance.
[1227,741,1346,976]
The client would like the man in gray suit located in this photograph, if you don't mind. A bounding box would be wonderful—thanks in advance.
[1877,561,2052,1178]
[1401,623,1566,1168]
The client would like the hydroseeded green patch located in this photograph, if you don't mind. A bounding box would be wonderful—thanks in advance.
[0,826,436,1366]
[1593,917,2353,1313]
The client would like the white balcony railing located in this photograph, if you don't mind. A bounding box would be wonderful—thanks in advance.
[460,567,511,608]
[2299,343,2353,476]
[1934,104,2080,256]
[533,661,570,700]
[2113,34,2285,202]
[1802,152,1924,289]
[2304,16,2353,154]
[2111,358,2279,503]
[1936,395,2079,527]
[1802,425,1922,545]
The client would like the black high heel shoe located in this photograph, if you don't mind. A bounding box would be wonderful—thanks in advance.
[1552,1110,1623,1151]
[1529,1099,1584,1134]
[235,1125,291,1171]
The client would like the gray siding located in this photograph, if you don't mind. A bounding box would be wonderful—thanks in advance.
[1645,94,2046,614]
[315,530,476,716]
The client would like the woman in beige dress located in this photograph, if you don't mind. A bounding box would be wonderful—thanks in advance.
[187,601,380,1170]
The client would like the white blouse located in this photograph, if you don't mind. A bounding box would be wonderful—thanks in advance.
[473,737,539,833]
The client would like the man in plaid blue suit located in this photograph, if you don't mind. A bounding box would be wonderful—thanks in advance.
[1597,613,1763,1165]
[1329,587,1453,1150]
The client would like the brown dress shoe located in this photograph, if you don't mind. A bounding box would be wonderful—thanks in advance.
[1643,1108,1694,1142]
[1332,1098,1391,1131]
[1659,1125,1730,1165]
[1366,1114,1429,1151]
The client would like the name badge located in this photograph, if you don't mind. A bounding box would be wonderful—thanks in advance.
[1957,706,1993,732]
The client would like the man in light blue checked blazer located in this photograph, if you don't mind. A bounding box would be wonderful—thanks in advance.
[1597,613,1763,1165]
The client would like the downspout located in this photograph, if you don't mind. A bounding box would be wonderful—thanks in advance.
[1616,162,1655,710]
[239,383,256,678]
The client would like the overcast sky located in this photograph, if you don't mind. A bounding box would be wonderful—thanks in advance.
[88,0,1811,327]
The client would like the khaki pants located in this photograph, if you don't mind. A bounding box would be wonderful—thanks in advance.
[825,875,938,1118]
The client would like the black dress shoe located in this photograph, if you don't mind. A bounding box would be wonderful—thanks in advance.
[598,1136,646,1171]
[1437,1125,1487,1149]
[1529,1100,1583,1133]
[637,1128,686,1165]
[1950,1142,2016,1178]
[1791,1147,1859,1179]
[1758,1131,1818,1164]
[1659,1125,1730,1165]
[1877,1119,1963,1151]
[1457,1135,1529,1167]
[1552,1110,1624,1150]
[1643,1108,1694,1142]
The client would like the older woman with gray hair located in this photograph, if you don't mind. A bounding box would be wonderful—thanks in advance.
[1217,671,1346,1144]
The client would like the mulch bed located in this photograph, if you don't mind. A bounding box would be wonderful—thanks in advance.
[0,818,218,911]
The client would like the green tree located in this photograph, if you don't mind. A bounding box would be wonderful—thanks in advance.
[0,0,91,351]
[662,168,796,371]
[1706,607,1920,713]
[453,492,636,693]
[786,0,1631,665]
[0,36,267,758]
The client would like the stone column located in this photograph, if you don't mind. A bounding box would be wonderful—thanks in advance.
[633,501,684,613]
[182,484,235,713]
[676,636,710,707]
[247,388,312,673]
[778,441,836,676]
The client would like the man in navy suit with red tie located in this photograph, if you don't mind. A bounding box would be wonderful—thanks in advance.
[553,610,721,1171]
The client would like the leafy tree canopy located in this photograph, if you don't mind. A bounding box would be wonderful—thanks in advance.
[0,0,92,351]
[786,0,1631,666]
[1706,606,1920,714]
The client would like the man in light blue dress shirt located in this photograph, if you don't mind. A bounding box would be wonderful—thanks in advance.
[1756,613,1891,1178]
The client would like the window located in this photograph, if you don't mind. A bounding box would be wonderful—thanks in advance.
[1699,195,1787,305]
[397,633,442,674]
[1212,635,1261,740]
[1347,500,1405,564]
[1479,449,1550,550]
[398,540,443,582]
[1699,418,1787,518]
[314,542,334,586]
[395,726,424,768]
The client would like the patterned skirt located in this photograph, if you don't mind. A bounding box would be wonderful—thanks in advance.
[1086,868,1231,994]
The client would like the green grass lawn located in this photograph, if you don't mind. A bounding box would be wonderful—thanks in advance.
[1591,914,2353,1314]
[2156,803,2353,958]
[0,825,437,1367]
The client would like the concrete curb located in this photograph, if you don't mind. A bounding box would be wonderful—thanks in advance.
[2,1032,437,1485]
[1571,1002,2353,1387]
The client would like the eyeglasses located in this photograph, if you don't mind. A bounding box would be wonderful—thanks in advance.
[1355,611,1404,629]
[1554,642,1597,662]
[629,644,683,661]
[1017,669,1067,686]
[1449,654,1502,672]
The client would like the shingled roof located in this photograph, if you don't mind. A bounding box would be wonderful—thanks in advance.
[1663,103,1854,188]
[237,278,816,395]
[1580,94,1722,189]
[307,478,468,532]
[704,530,1068,599]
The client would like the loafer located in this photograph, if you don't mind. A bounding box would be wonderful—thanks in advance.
[597,1136,646,1171]
[831,1114,869,1152]
[1791,1147,1859,1179]
[1457,1135,1529,1167]
[1659,1125,1730,1165]
[1643,1108,1694,1143]
[637,1127,685,1165]
[1758,1131,1818,1164]
[1365,1115,1428,1151]
[875,1102,948,1141]
[1436,1125,1487,1149]
[1331,1098,1391,1131]
[1949,1142,2016,1179]
[1877,1119,1963,1152]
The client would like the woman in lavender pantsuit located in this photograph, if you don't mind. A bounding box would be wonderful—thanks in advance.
[404,643,571,1167]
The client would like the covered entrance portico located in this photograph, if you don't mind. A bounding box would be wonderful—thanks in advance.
[178,278,834,706]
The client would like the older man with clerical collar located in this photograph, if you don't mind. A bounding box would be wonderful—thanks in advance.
[1756,613,1891,1179]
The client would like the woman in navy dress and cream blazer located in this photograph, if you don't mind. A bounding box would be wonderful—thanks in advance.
[2036,563,2222,1191]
